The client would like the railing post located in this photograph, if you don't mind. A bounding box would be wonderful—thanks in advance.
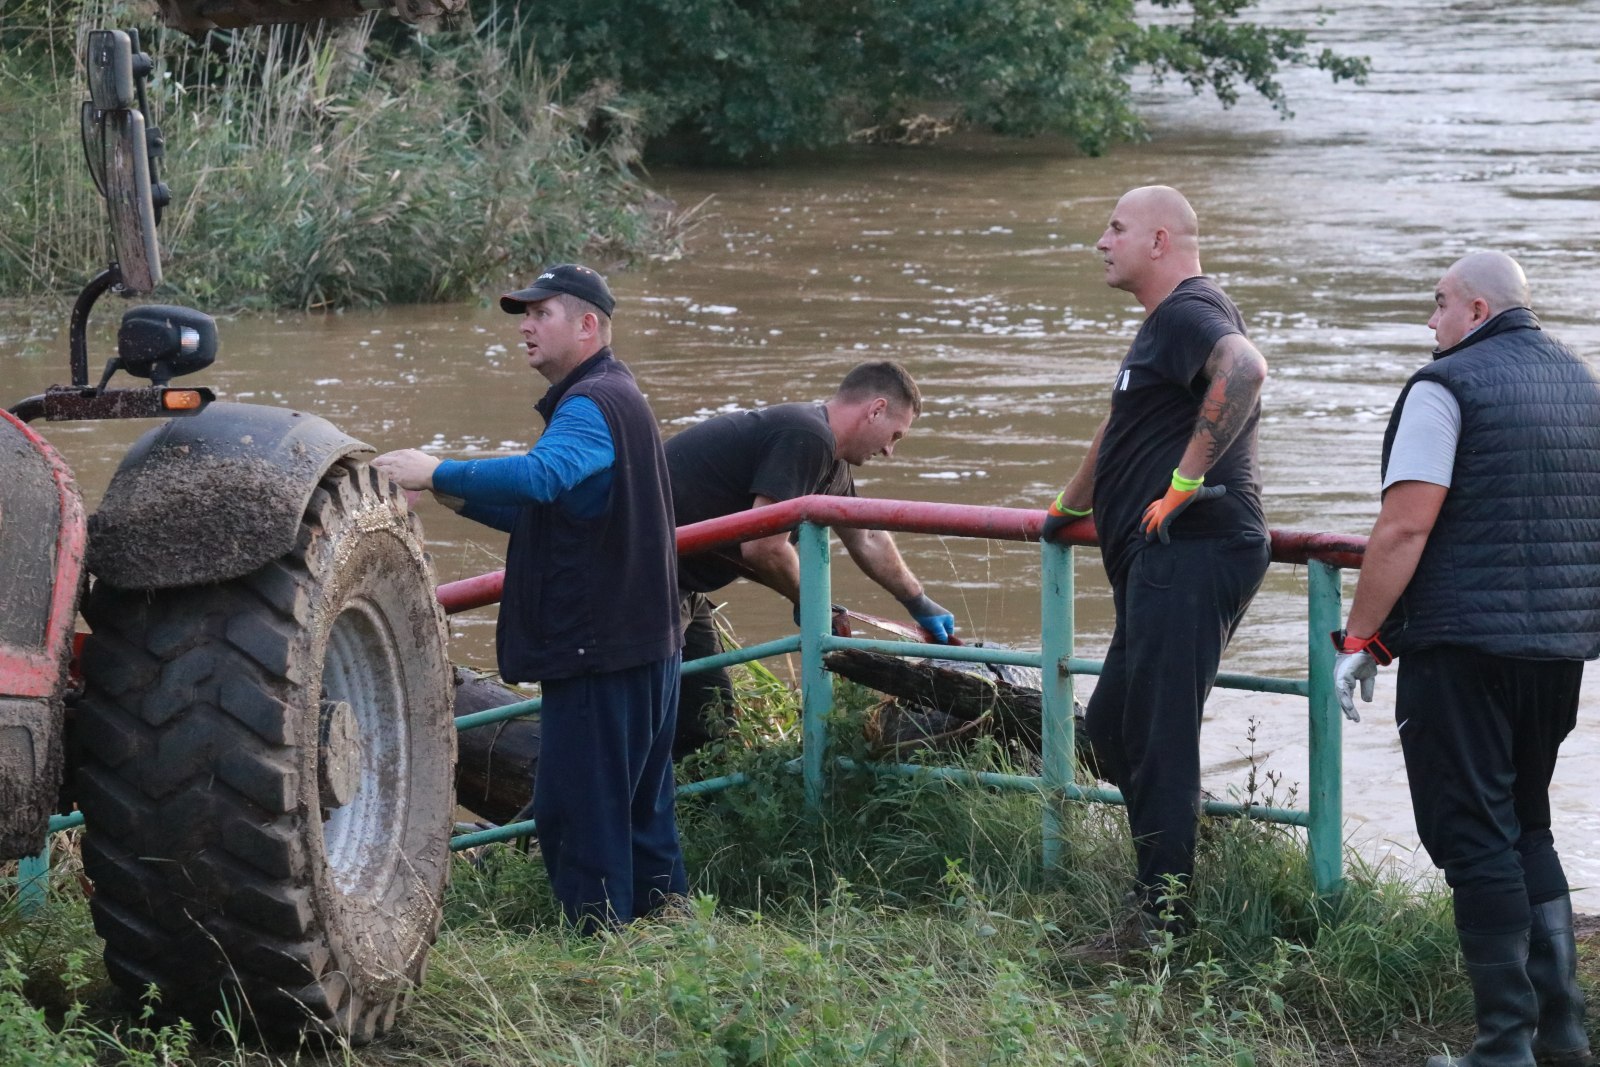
[797,522,833,813]
[1306,560,1345,898]
[1039,539,1076,869]
[18,840,49,916]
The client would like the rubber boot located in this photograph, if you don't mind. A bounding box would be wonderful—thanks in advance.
[1528,897,1594,1067]
[1425,927,1538,1067]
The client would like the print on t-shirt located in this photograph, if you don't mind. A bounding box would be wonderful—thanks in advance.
[1092,276,1268,582]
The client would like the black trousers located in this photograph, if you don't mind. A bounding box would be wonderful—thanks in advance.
[1084,534,1270,913]
[676,592,736,760]
[1396,645,1581,934]
[534,656,688,931]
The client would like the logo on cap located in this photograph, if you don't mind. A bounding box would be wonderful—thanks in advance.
[500,263,616,317]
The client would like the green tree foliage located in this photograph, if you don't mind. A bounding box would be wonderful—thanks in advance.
[488,0,1367,161]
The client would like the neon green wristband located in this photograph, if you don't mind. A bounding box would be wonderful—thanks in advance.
[1051,490,1092,517]
[1170,469,1204,493]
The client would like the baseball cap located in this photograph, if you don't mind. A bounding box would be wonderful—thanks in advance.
[500,264,616,317]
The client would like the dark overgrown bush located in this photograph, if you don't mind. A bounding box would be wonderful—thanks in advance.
[480,0,1369,162]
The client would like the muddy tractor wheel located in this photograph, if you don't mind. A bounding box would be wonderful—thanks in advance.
[75,457,455,1044]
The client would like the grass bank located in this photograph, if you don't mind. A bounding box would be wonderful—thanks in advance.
[0,1,684,311]
[10,671,1594,1065]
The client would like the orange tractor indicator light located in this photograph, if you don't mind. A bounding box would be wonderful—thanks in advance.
[161,389,204,411]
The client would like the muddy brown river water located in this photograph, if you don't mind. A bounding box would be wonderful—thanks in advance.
[4,0,1599,904]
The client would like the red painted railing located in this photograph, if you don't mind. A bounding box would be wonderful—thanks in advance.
[434,495,1368,615]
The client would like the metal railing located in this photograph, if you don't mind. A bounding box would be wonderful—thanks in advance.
[12,499,1365,912]
[437,497,1367,898]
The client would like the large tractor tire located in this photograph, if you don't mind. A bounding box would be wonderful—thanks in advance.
[75,457,454,1044]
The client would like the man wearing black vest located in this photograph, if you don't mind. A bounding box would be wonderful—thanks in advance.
[1335,252,1597,1067]
[666,361,958,757]
[375,264,687,932]
[1041,186,1271,949]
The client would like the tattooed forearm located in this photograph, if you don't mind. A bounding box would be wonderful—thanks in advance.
[1192,335,1267,469]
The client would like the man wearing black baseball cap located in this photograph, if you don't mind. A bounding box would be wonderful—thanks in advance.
[376,264,686,932]
[500,263,617,318]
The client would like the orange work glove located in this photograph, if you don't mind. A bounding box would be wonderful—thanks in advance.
[1041,490,1092,543]
[1139,469,1228,543]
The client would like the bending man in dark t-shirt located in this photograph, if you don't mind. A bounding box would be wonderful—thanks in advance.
[667,361,957,758]
[1041,186,1271,948]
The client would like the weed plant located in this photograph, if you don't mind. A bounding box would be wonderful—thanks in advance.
[1,670,1566,1064]
[0,1,682,310]
[396,681,1487,1065]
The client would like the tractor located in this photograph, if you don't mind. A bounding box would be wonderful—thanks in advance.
[2,0,467,1044]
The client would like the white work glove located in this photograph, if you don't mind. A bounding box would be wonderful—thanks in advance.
[1329,629,1393,723]
[1333,650,1377,722]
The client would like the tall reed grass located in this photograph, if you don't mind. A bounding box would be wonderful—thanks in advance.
[0,1,681,310]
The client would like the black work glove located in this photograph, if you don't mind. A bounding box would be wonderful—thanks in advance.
[1041,490,1091,543]
[793,602,852,637]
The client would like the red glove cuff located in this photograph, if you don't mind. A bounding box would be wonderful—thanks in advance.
[1330,629,1393,666]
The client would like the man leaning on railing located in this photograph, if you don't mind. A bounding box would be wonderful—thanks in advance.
[1042,185,1271,958]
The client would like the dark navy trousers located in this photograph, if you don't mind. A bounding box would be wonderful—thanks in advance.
[533,655,688,931]
[676,592,736,760]
[1395,646,1581,934]
[1084,534,1270,915]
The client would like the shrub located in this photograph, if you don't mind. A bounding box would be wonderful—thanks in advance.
[484,0,1369,162]
[0,2,682,308]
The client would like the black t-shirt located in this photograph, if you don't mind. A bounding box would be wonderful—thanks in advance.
[1093,276,1267,582]
[666,402,855,593]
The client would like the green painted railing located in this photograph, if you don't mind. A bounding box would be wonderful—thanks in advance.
[440,496,1367,900]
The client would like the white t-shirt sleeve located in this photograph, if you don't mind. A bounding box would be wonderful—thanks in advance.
[1382,380,1460,490]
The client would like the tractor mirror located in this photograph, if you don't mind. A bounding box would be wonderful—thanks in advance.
[81,102,107,196]
[101,108,163,293]
[118,305,218,385]
[86,31,138,110]
[83,28,163,294]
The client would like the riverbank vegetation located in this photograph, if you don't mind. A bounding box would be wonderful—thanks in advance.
[0,1,684,310]
[489,0,1369,162]
[7,674,1593,1065]
[2,0,1364,309]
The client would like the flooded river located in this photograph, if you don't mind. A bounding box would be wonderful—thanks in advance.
[5,0,1599,903]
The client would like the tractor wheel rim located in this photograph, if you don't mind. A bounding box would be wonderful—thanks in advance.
[319,597,409,896]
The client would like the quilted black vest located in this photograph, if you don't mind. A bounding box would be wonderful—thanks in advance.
[1379,309,1600,659]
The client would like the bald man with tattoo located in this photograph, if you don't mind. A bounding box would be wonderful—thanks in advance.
[1043,186,1270,950]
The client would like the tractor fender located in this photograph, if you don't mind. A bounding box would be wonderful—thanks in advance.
[0,410,84,860]
[87,402,374,590]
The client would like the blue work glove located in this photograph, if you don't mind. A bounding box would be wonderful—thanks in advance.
[899,593,955,643]
[1330,630,1393,723]
[1041,490,1091,543]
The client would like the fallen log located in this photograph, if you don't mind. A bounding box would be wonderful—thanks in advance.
[453,667,539,825]
[452,647,1098,824]
[864,701,985,758]
[824,646,1096,769]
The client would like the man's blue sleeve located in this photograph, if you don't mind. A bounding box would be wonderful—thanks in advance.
[432,397,615,507]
